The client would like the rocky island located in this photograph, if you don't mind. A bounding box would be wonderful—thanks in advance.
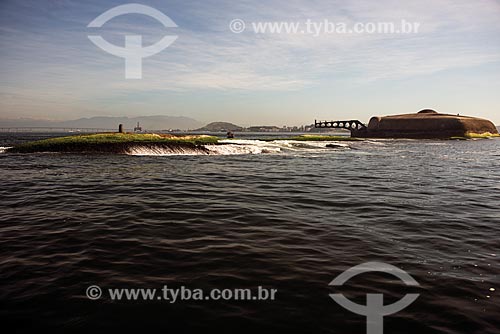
[316,110,499,139]
[6,133,219,154]
[5,132,357,154]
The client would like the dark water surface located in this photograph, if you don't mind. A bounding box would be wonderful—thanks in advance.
[1,133,499,333]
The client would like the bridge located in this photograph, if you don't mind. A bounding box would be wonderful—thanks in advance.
[314,120,367,131]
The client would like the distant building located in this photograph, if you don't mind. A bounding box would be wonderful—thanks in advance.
[246,126,282,132]
[134,122,142,132]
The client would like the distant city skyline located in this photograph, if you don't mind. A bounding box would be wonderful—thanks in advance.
[1,0,500,125]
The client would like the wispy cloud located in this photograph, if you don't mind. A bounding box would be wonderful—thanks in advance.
[1,0,499,122]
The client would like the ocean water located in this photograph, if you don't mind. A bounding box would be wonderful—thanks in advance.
[0,133,499,333]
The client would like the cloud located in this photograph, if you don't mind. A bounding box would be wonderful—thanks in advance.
[1,0,499,120]
[87,0,500,91]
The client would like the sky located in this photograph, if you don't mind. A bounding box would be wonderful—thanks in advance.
[0,0,499,126]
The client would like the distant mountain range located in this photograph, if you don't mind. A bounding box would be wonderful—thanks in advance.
[0,116,204,131]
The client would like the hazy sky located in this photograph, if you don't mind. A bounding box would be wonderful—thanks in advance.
[1,0,499,125]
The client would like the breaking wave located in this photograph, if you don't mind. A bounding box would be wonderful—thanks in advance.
[0,147,11,153]
[126,140,350,156]
[125,145,209,156]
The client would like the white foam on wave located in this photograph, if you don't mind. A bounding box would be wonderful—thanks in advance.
[0,147,12,153]
[127,143,280,156]
[215,139,349,155]
[204,143,280,155]
[0,141,349,156]
[126,140,350,156]
[126,145,208,156]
